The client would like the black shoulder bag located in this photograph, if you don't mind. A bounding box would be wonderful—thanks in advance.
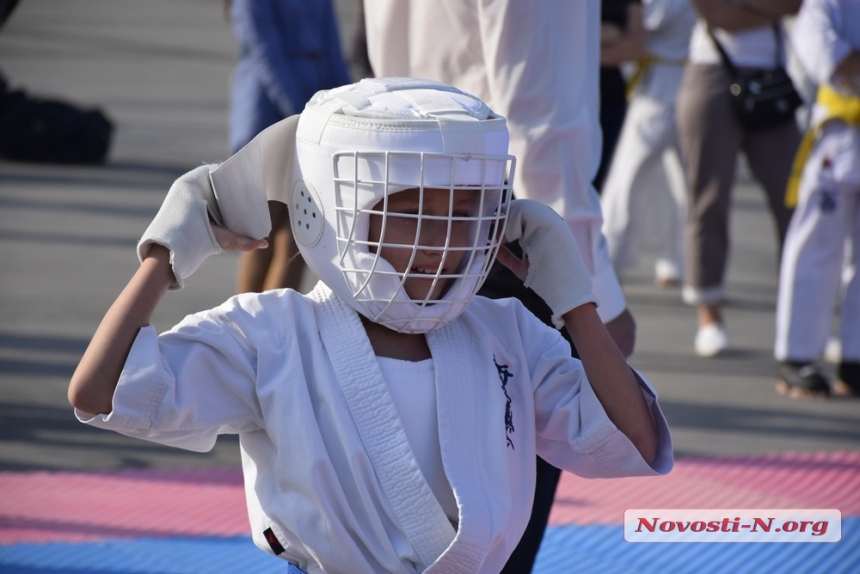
[708,24,803,130]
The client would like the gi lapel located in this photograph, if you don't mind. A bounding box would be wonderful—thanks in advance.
[424,319,494,573]
[308,283,456,569]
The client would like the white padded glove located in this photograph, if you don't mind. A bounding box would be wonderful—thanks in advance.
[137,116,301,290]
[137,164,224,290]
[504,199,597,327]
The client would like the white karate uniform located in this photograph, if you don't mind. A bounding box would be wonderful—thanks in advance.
[78,283,673,573]
[362,0,627,323]
[600,0,696,282]
[775,0,860,363]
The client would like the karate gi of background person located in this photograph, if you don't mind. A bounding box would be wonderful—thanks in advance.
[774,0,860,399]
[601,0,697,287]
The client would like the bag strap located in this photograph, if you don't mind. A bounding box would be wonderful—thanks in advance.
[706,27,739,77]
[707,22,784,76]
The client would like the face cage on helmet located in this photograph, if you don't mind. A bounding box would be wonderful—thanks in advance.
[331,150,514,328]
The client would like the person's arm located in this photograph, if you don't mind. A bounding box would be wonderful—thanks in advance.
[69,246,173,415]
[69,228,266,415]
[499,199,657,461]
[604,307,636,357]
[791,0,860,93]
[561,303,657,463]
[600,3,647,66]
[231,0,307,117]
[321,0,354,87]
[835,51,860,95]
[692,0,801,31]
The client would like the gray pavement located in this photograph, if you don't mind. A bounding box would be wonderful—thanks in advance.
[0,0,857,474]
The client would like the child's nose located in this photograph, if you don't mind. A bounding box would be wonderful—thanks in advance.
[417,218,450,248]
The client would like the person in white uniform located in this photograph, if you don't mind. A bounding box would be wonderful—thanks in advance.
[68,79,673,573]
[363,3,644,569]
[601,0,696,287]
[363,0,636,354]
[362,4,639,570]
[774,0,860,399]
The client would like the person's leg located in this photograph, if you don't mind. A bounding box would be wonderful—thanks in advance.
[834,191,859,395]
[676,64,742,355]
[655,140,688,286]
[834,127,860,396]
[742,115,801,260]
[238,201,307,293]
[594,67,628,193]
[499,456,561,574]
[601,96,676,279]
[774,128,848,397]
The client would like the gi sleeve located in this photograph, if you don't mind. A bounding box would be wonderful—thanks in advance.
[792,0,854,88]
[76,305,265,453]
[526,319,673,478]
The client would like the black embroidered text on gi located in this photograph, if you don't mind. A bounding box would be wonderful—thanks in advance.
[494,356,515,450]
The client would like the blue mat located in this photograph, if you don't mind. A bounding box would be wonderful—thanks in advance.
[1,519,857,573]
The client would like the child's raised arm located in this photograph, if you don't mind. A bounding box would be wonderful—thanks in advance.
[68,166,267,415]
[497,199,658,464]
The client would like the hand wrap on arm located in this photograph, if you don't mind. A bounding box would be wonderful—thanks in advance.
[504,199,598,327]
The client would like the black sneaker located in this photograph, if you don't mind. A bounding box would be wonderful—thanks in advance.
[776,361,831,399]
[834,361,860,397]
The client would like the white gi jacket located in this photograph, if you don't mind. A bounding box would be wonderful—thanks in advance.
[79,283,673,573]
[363,0,627,323]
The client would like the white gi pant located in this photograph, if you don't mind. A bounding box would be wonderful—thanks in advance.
[601,72,687,280]
[775,120,860,363]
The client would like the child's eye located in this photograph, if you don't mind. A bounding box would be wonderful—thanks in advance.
[452,211,473,219]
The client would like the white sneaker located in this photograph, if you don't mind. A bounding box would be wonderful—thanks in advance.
[824,336,842,364]
[695,323,728,357]
[654,259,681,288]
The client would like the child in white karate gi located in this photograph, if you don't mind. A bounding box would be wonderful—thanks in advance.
[69,78,673,573]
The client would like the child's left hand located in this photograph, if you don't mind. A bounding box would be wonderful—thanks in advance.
[499,199,597,326]
[211,224,268,252]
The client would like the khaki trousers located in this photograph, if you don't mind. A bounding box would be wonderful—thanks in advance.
[676,63,799,304]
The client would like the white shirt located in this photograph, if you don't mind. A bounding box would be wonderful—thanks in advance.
[378,356,458,523]
[644,0,698,62]
[791,0,860,89]
[688,19,784,68]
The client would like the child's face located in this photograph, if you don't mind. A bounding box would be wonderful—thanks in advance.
[368,187,479,302]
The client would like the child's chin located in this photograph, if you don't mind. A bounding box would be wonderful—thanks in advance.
[403,279,451,303]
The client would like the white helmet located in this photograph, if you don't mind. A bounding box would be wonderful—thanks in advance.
[290,78,515,333]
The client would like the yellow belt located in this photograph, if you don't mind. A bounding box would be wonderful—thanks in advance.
[625,55,687,98]
[785,85,860,207]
